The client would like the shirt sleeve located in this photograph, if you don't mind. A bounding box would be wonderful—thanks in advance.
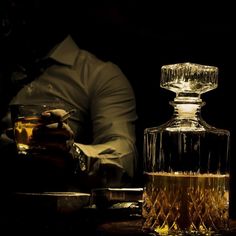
[74,62,138,187]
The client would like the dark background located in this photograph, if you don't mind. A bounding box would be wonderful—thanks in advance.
[0,0,235,216]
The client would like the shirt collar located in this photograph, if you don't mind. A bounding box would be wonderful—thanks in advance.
[47,35,79,66]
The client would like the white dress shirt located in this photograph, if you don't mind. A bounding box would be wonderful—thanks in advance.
[9,35,138,187]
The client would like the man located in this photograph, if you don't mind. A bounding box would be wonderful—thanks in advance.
[0,0,138,192]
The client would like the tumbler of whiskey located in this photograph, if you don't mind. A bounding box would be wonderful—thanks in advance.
[10,104,52,156]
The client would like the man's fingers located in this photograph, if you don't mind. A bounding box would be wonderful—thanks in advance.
[41,109,67,118]
[32,122,74,140]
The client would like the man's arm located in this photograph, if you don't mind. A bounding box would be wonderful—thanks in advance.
[72,62,138,188]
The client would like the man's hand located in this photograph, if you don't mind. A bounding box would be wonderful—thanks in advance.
[32,109,75,152]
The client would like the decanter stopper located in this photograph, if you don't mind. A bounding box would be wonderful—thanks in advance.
[160,62,218,102]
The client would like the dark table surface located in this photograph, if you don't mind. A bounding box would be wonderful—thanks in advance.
[1,192,236,235]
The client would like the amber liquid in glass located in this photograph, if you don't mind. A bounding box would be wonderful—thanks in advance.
[142,172,229,235]
[14,116,44,155]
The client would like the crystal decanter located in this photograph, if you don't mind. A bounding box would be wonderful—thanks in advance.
[142,62,230,235]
